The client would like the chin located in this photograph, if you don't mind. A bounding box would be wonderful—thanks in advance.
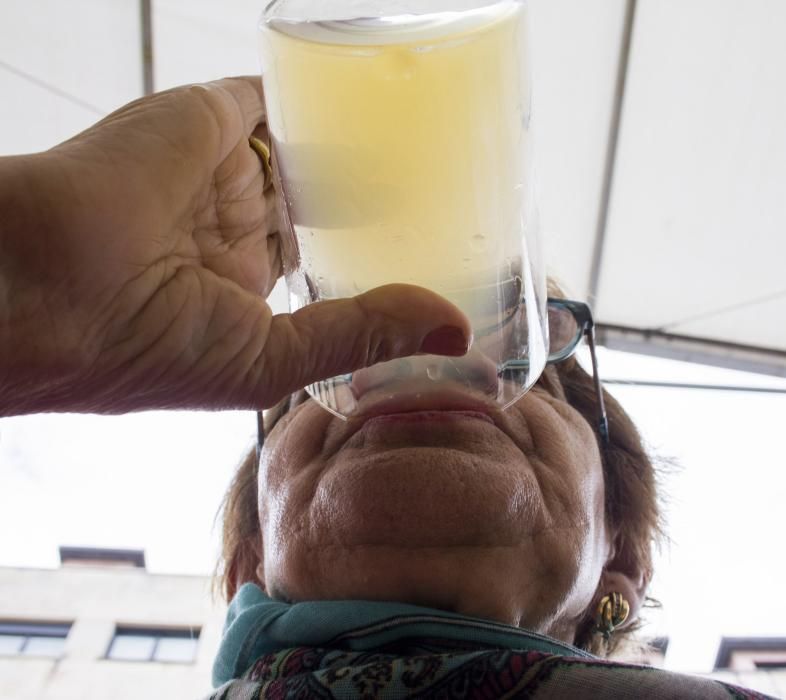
[269,544,535,629]
[310,446,547,550]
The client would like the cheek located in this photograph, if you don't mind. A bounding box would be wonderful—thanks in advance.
[259,403,330,487]
[547,409,609,605]
[257,404,334,541]
[525,398,605,524]
[256,417,294,529]
[567,414,606,527]
[522,398,609,597]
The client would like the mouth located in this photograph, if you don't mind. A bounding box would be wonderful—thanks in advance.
[317,384,536,462]
[344,387,504,442]
[357,390,497,421]
[364,409,495,427]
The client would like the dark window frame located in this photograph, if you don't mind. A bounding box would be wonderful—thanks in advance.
[0,621,71,657]
[59,546,145,568]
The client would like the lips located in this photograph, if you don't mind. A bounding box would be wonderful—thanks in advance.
[342,403,502,455]
[335,386,508,448]
[364,409,495,427]
[355,390,498,423]
[312,382,537,463]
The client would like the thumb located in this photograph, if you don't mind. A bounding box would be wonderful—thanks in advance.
[255,284,472,407]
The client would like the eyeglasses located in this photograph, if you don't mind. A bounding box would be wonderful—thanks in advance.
[257,297,609,452]
[544,297,609,445]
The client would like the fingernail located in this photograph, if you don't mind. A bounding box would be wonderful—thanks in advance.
[419,326,471,357]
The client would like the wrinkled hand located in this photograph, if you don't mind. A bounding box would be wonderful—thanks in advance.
[0,78,470,414]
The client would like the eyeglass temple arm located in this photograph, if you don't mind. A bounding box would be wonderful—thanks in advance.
[256,410,265,458]
[585,325,610,445]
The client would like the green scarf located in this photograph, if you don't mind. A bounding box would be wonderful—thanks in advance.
[212,583,590,687]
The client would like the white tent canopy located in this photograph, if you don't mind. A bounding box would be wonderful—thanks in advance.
[533,0,786,378]
[2,0,784,377]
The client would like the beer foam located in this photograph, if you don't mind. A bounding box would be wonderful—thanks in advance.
[264,0,521,47]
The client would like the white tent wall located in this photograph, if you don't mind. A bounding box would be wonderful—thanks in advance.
[595,0,786,376]
[152,0,261,90]
[529,0,628,300]
[0,0,143,155]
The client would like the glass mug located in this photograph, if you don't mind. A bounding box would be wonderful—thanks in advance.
[258,0,547,419]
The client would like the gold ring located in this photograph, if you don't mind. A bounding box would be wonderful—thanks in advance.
[249,136,274,191]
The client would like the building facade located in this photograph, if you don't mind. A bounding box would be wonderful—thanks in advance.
[0,552,226,700]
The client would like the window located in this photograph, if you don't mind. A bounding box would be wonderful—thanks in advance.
[106,627,200,663]
[59,546,145,569]
[714,637,786,671]
[0,622,71,658]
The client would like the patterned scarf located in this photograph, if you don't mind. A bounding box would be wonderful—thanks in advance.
[209,584,773,699]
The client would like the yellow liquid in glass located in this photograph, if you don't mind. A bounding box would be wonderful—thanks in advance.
[260,2,532,318]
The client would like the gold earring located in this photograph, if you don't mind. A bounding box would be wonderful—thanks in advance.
[594,592,630,641]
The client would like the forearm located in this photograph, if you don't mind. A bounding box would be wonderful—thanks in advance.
[0,153,91,416]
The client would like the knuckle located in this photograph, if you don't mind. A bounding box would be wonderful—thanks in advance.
[351,295,413,366]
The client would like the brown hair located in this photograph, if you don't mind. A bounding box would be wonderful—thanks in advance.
[216,316,662,657]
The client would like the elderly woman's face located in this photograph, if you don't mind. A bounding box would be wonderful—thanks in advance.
[257,368,611,642]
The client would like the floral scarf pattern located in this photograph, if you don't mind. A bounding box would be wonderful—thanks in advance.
[208,585,774,699]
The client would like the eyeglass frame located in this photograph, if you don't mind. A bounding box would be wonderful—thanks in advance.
[256,297,609,453]
[544,297,609,445]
